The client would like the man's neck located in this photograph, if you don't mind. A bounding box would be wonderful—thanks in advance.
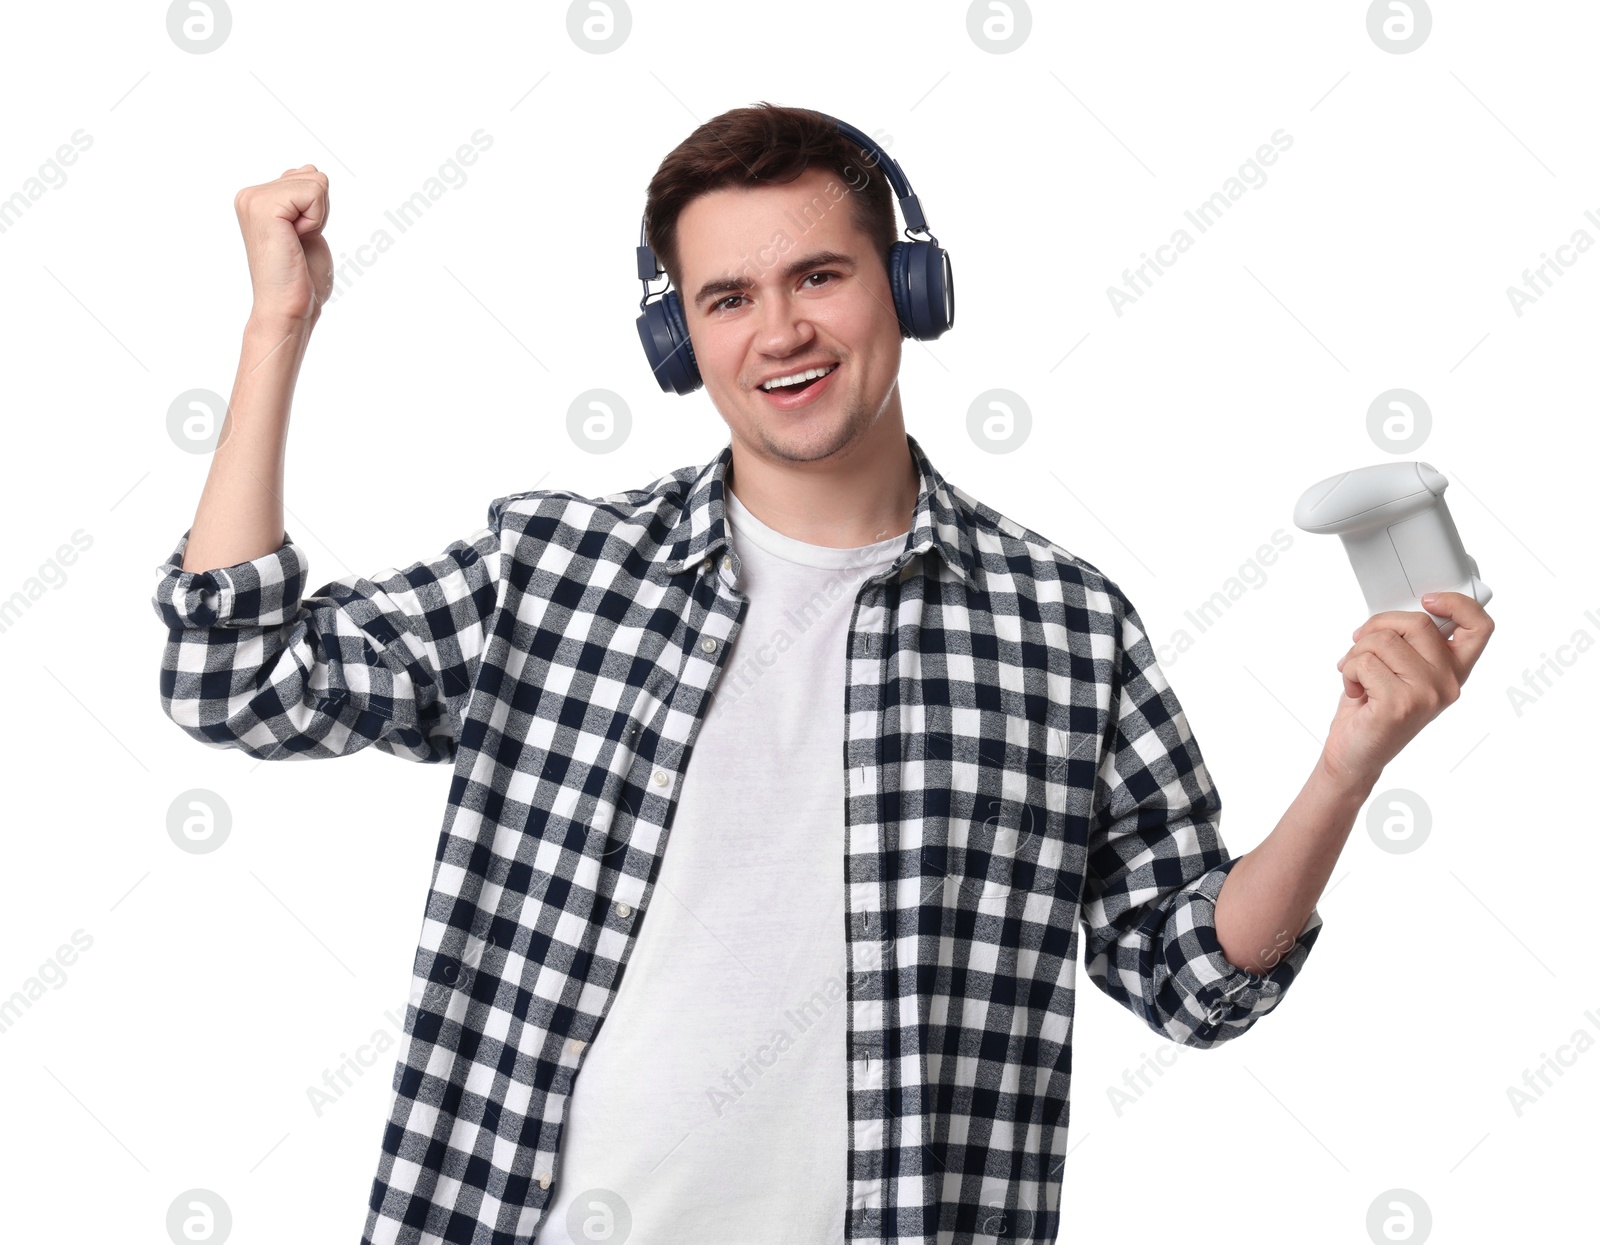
[725,420,918,550]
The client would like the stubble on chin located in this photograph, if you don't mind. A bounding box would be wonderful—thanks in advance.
[755,386,873,464]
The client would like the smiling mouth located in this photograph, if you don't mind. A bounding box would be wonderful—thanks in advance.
[758,363,839,394]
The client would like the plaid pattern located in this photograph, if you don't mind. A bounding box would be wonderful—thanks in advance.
[151,432,1321,1244]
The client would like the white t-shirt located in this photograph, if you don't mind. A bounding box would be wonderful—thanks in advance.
[539,486,907,1244]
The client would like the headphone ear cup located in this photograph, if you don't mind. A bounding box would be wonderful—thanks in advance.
[636,289,702,394]
[888,241,914,339]
[889,240,955,341]
[661,290,701,392]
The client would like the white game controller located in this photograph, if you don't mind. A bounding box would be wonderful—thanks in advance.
[1293,461,1492,640]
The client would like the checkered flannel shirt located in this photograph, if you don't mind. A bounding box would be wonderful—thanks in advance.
[151,432,1322,1244]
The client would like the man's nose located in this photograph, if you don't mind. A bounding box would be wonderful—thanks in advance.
[755,291,813,351]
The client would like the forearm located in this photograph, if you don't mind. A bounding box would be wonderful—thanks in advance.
[1212,754,1373,974]
[179,312,313,573]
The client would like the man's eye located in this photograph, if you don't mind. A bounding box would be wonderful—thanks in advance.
[711,273,838,314]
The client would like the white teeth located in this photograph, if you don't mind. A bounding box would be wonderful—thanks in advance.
[760,363,837,391]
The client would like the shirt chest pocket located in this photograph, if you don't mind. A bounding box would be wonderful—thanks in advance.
[915,724,1067,904]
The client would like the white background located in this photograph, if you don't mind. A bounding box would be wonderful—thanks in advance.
[0,2,1593,1242]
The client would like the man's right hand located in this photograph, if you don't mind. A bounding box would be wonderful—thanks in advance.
[234,163,333,328]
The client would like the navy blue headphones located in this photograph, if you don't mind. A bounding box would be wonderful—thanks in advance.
[634,114,954,395]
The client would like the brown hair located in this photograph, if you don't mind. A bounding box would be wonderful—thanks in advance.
[643,101,899,297]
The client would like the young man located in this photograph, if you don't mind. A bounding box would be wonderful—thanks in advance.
[152,103,1492,1245]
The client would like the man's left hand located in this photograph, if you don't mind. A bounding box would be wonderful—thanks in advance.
[1323,591,1495,788]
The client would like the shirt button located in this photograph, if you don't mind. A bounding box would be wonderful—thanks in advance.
[699,636,717,653]
[721,554,733,571]
[616,901,632,918]
[568,1039,586,1054]
[652,770,669,786]
[538,1172,552,1190]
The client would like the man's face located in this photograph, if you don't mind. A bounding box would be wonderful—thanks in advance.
[673,166,903,469]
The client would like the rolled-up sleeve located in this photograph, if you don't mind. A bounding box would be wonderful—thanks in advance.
[151,518,503,764]
[1080,585,1322,1048]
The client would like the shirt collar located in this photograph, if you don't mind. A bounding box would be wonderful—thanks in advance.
[656,431,978,587]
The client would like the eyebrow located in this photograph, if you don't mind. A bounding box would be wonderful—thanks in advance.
[691,249,858,309]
